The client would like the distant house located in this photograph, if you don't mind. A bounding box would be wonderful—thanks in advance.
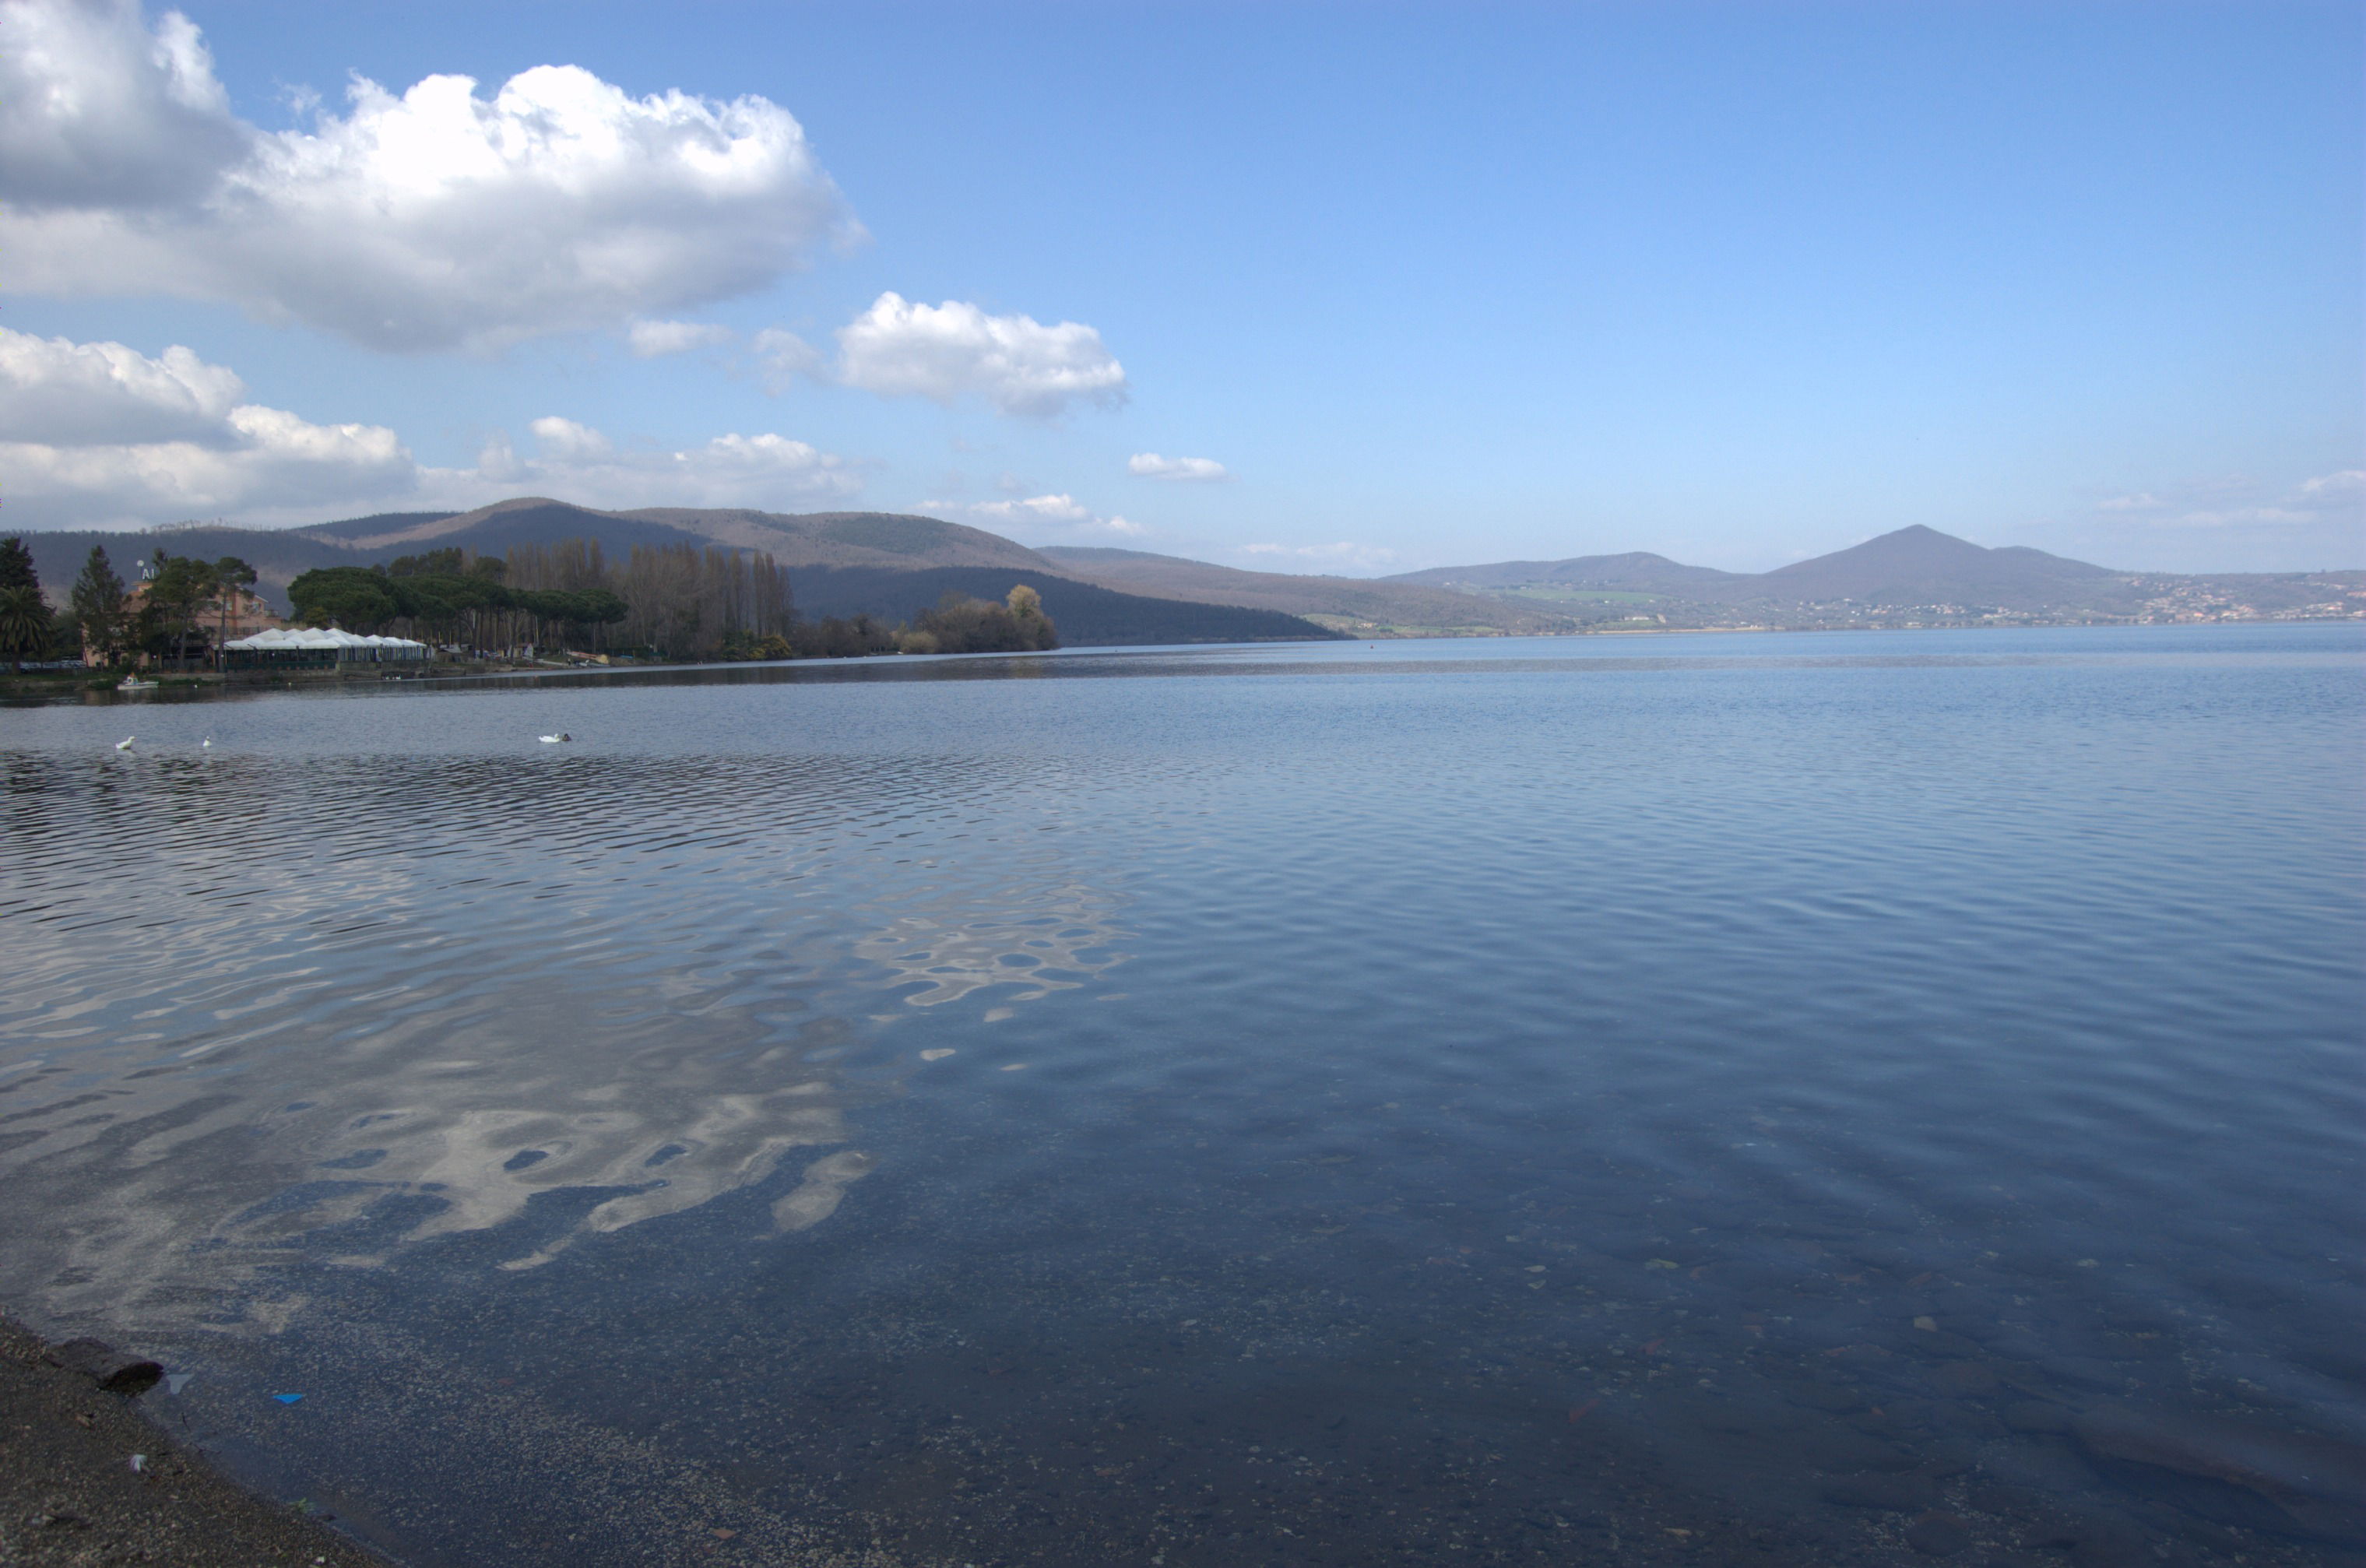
[104,580,286,666]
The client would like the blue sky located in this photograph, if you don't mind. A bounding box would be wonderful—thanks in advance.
[2,0,2357,572]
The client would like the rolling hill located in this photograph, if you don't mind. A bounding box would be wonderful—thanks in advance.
[10,499,1341,649]
[1035,548,1583,636]
[1390,550,1751,597]
[297,497,1059,573]
[1386,526,2365,627]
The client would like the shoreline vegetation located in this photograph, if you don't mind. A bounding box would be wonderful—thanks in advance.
[0,530,1062,699]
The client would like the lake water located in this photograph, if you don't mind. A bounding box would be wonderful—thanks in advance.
[2,624,2360,1567]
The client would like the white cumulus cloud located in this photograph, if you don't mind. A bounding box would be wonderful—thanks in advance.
[0,325,245,445]
[0,326,413,527]
[0,326,862,526]
[1128,452,1229,482]
[838,293,1127,417]
[487,420,862,510]
[627,319,734,359]
[0,0,856,351]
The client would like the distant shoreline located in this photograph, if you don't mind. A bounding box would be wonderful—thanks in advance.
[6,616,2358,705]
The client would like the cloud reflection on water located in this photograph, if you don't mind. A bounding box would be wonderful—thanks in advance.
[0,743,1129,1328]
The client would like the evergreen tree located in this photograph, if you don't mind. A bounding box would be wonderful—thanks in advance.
[211,555,258,652]
[139,550,216,666]
[69,546,128,663]
[0,536,39,595]
[0,537,49,667]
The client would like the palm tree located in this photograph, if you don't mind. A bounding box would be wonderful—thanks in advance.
[0,585,51,670]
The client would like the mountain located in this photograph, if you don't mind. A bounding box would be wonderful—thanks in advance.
[294,496,1058,573]
[1750,525,2118,607]
[18,498,1071,609]
[1035,547,1583,636]
[15,524,363,612]
[1390,551,1750,597]
[1384,526,2365,627]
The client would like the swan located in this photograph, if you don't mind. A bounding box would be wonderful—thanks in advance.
[114,737,135,751]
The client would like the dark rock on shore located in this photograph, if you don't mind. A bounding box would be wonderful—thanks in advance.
[0,1315,385,1566]
[44,1338,163,1396]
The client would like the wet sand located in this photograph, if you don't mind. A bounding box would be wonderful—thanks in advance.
[0,1314,385,1567]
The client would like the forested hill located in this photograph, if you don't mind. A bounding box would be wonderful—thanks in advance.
[12,506,1341,650]
[790,568,1343,646]
[297,497,1057,572]
[1035,547,1580,637]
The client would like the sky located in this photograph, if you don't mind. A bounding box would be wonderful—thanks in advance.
[0,0,2357,575]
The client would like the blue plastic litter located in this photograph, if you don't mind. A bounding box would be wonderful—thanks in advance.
[272,1393,303,1405]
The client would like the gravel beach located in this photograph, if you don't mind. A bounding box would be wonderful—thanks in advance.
[0,1315,386,1567]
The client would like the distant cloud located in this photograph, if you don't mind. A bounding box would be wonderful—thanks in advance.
[0,325,860,527]
[837,294,1127,417]
[627,320,734,359]
[0,0,856,351]
[2089,471,2364,532]
[921,493,1146,538]
[1240,540,1401,574]
[1128,452,1230,483]
[482,418,862,510]
[751,327,826,392]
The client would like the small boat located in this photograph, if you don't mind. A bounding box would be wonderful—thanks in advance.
[116,676,158,691]
[538,733,573,744]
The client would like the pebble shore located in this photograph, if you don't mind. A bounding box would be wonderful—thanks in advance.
[0,1314,385,1567]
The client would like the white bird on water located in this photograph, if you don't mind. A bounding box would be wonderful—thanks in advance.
[114,736,135,751]
[538,732,572,744]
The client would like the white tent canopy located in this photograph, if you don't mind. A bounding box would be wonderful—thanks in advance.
[223,628,428,654]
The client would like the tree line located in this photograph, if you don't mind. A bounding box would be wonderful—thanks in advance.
[0,531,1057,671]
[287,538,1055,662]
[1,535,261,669]
[287,547,631,657]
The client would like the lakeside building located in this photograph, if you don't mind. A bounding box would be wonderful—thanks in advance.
[96,579,287,669]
